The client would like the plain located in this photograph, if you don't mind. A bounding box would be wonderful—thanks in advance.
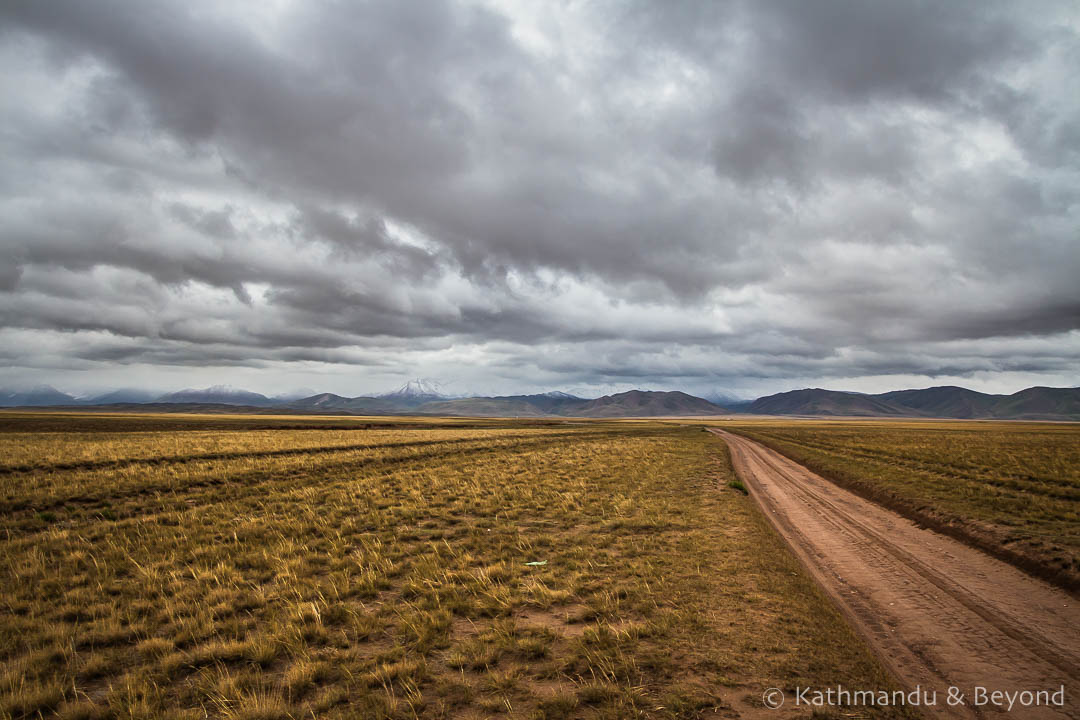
[1,413,907,720]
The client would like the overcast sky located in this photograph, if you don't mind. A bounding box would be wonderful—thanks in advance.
[1,0,1078,399]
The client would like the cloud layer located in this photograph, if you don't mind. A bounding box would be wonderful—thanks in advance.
[1,0,1078,397]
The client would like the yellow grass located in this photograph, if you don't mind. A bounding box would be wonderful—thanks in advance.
[1,413,911,719]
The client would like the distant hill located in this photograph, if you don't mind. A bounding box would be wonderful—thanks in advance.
[497,393,586,414]
[413,390,727,417]
[0,385,77,406]
[701,390,748,407]
[287,392,356,410]
[4,381,1077,420]
[988,386,1080,421]
[741,385,1080,420]
[287,393,403,414]
[287,389,728,417]
[414,397,548,417]
[84,388,162,405]
[156,385,276,406]
[745,389,914,417]
[269,388,318,403]
[23,402,356,416]
[571,390,728,417]
[875,386,1002,419]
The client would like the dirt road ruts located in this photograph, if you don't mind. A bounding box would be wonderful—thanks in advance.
[711,429,1079,719]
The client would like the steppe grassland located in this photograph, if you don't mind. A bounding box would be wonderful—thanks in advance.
[1,426,577,472]
[716,419,1080,586]
[2,414,909,719]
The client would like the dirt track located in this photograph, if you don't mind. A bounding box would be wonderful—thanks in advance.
[711,429,1079,719]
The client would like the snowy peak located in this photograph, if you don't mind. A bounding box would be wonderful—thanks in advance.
[540,391,581,399]
[379,379,448,403]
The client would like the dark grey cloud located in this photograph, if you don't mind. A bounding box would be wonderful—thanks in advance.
[752,0,1031,103]
[0,0,1077,397]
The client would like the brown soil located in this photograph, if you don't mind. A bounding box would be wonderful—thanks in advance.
[712,429,1080,719]
[724,427,1080,593]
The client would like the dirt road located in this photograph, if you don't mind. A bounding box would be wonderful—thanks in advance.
[711,429,1079,719]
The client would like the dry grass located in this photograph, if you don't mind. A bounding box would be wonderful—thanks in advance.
[0,425,579,472]
[716,418,1080,590]
[1,413,911,718]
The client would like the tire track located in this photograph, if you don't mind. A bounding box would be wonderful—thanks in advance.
[711,428,1079,719]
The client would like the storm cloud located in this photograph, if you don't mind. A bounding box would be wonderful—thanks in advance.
[1,0,1077,397]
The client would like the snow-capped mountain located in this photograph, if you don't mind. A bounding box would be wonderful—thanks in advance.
[540,391,582,399]
[378,379,449,405]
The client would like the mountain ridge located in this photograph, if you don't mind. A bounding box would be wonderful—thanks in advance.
[875,386,1003,419]
[745,388,913,417]
[1,383,1078,420]
[157,385,277,407]
[745,385,1080,421]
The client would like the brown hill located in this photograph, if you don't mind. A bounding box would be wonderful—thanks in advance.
[572,390,728,417]
[745,389,916,417]
[416,390,728,417]
[875,386,1002,418]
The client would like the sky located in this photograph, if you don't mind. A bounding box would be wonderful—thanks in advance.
[1,0,1078,400]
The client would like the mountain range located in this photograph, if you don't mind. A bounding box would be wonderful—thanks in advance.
[0,383,1077,420]
[740,386,1080,421]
